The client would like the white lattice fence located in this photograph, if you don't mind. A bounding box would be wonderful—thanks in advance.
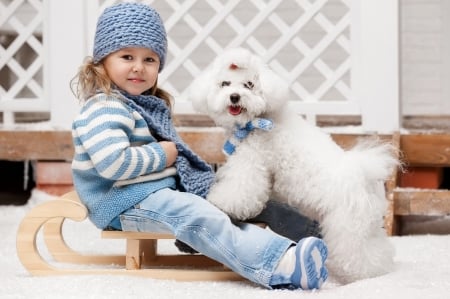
[0,0,47,125]
[94,0,354,121]
[0,0,399,131]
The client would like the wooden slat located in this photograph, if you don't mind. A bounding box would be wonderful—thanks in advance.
[0,131,73,161]
[102,223,267,240]
[331,133,393,149]
[21,267,241,280]
[0,129,395,161]
[0,130,397,161]
[177,129,226,164]
[0,129,227,162]
[102,230,175,240]
[142,255,222,268]
[394,189,450,216]
[400,133,450,166]
[384,132,401,235]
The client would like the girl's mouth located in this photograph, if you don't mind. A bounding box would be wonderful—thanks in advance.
[128,78,144,83]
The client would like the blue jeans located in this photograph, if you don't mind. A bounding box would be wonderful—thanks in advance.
[112,188,294,288]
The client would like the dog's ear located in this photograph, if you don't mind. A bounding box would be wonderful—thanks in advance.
[187,68,215,114]
[258,64,290,112]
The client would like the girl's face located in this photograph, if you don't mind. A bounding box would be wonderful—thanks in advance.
[103,47,160,96]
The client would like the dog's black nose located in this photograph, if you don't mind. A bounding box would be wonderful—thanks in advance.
[230,93,240,104]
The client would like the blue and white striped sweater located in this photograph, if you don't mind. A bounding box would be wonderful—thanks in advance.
[72,94,176,228]
[73,96,166,180]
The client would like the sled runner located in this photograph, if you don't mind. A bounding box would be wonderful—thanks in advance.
[16,189,244,281]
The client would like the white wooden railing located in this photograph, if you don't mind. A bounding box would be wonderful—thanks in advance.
[0,0,399,132]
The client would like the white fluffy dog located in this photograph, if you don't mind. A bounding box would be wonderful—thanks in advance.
[188,48,399,284]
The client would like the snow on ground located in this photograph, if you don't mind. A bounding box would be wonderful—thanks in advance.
[1,189,449,299]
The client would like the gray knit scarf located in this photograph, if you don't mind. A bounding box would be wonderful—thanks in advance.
[122,92,214,198]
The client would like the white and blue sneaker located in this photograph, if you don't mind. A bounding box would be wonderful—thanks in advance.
[291,236,328,290]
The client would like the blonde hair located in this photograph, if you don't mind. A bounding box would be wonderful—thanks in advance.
[70,56,173,110]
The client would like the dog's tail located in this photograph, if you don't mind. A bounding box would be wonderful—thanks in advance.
[346,137,400,182]
[322,137,399,282]
[326,137,400,223]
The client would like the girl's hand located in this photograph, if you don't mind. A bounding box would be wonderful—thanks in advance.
[159,141,178,167]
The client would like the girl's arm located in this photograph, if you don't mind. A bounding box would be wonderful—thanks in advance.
[72,96,170,181]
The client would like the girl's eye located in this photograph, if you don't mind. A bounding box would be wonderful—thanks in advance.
[121,55,133,60]
[221,81,231,87]
[244,81,254,89]
[145,57,156,63]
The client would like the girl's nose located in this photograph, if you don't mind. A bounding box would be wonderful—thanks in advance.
[132,62,143,72]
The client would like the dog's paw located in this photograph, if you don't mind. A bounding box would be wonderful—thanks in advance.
[207,183,266,220]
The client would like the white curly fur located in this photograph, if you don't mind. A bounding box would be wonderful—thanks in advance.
[188,48,399,284]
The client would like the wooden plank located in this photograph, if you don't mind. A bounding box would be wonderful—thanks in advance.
[0,129,227,162]
[21,267,242,281]
[0,131,73,161]
[331,133,393,149]
[177,129,226,164]
[400,134,450,166]
[102,222,266,240]
[102,230,175,240]
[126,239,142,270]
[384,132,401,236]
[394,189,450,215]
[0,129,395,161]
[143,255,222,268]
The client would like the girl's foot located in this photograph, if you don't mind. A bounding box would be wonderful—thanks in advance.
[292,236,328,289]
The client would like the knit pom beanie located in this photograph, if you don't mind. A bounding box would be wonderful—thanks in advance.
[93,2,167,72]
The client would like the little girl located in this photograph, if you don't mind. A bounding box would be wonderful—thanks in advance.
[71,2,328,290]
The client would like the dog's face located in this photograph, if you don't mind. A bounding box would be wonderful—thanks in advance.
[189,48,289,129]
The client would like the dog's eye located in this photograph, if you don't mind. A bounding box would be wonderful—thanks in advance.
[244,81,254,90]
[221,81,231,87]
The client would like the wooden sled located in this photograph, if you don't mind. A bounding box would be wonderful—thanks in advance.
[15,129,404,281]
[16,190,242,281]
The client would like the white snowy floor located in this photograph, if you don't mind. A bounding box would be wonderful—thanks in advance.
[2,189,450,299]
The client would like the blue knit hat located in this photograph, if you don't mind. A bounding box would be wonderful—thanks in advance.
[93,2,167,72]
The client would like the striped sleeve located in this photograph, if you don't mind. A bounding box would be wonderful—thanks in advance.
[72,95,167,180]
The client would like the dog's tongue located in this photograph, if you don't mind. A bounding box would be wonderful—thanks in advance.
[228,106,242,115]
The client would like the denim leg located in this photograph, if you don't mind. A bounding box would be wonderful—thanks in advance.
[118,188,294,288]
[249,200,322,241]
[174,199,321,254]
